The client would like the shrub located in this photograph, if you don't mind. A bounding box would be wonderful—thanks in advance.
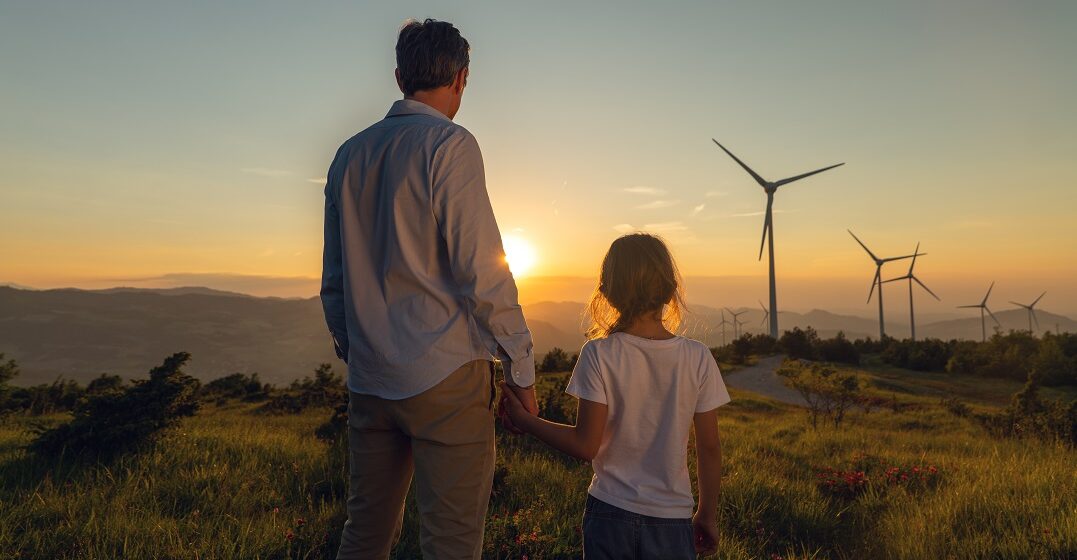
[539,348,576,373]
[815,331,860,365]
[780,327,819,360]
[86,373,125,394]
[974,370,1076,446]
[261,364,345,414]
[10,378,84,415]
[30,352,200,459]
[202,372,272,402]
[880,338,954,371]
[778,360,862,429]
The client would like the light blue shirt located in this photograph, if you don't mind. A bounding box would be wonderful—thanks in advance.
[321,99,535,399]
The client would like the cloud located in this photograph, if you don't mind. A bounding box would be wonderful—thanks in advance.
[690,203,706,217]
[624,186,667,195]
[612,223,636,234]
[242,168,292,177]
[636,199,680,210]
[307,177,327,184]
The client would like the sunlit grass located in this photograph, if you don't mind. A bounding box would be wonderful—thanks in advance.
[1,367,1074,559]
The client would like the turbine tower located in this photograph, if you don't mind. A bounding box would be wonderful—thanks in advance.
[725,307,748,339]
[958,282,1000,342]
[713,139,844,338]
[881,243,939,341]
[758,300,770,328]
[1010,291,1046,334]
[848,230,921,340]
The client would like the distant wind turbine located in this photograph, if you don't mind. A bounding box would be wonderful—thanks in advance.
[958,282,1000,342]
[881,243,939,342]
[758,300,770,328]
[713,139,844,338]
[848,230,921,340]
[716,310,732,346]
[725,307,748,340]
[1010,291,1046,334]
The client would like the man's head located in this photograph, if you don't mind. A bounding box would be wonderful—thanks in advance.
[395,19,470,119]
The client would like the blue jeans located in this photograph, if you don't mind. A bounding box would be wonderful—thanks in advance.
[582,495,695,560]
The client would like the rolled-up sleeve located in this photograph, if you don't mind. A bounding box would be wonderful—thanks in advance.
[320,171,348,363]
[432,129,536,387]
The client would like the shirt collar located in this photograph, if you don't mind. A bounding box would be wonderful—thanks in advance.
[385,99,452,122]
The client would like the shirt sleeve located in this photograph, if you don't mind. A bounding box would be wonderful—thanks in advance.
[431,128,536,387]
[696,346,731,413]
[319,148,348,363]
[565,342,606,404]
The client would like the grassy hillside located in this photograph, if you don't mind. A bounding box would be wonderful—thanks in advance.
[1,367,1074,559]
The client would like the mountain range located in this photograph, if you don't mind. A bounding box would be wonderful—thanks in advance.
[1,286,1073,386]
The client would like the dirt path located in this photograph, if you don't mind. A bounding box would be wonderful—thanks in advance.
[722,355,807,407]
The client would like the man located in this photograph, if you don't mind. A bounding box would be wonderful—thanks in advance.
[320,18,538,560]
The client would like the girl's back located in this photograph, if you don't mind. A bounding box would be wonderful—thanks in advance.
[567,332,730,518]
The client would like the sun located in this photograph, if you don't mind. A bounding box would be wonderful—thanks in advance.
[502,235,538,277]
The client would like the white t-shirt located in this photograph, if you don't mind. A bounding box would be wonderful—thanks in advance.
[565,332,731,518]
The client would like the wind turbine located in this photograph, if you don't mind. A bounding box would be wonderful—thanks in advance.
[725,307,748,339]
[1010,291,1046,334]
[716,310,732,346]
[880,243,939,341]
[713,139,844,338]
[958,282,1000,342]
[758,300,770,328]
[848,230,922,340]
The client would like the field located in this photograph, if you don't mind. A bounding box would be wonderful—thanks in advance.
[1,360,1075,559]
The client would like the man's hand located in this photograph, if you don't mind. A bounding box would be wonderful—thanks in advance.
[498,382,537,434]
[691,511,719,556]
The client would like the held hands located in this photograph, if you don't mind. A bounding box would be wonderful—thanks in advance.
[691,511,719,556]
[498,382,537,434]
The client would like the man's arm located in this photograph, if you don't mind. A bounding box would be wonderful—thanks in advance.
[692,408,722,555]
[431,129,536,388]
[320,173,348,363]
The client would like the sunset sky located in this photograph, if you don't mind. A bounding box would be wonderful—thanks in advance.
[2,1,1076,316]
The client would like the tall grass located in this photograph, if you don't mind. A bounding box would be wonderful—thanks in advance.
[2,371,1074,559]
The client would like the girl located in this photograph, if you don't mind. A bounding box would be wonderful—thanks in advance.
[501,233,730,559]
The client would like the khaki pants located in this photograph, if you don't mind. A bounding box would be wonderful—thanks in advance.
[336,360,496,560]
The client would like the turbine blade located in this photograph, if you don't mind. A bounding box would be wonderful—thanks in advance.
[912,276,940,300]
[1032,310,1040,328]
[712,139,768,188]
[1032,291,1046,307]
[774,162,845,187]
[880,276,907,284]
[957,304,981,309]
[758,196,773,261]
[983,281,995,305]
[848,230,880,262]
[986,307,1000,325]
[867,268,880,303]
[908,242,920,274]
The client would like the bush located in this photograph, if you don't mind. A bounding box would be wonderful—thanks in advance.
[30,352,200,459]
[778,360,861,429]
[539,348,576,373]
[261,364,345,414]
[8,378,84,415]
[974,371,1077,446]
[86,373,124,394]
[815,331,860,366]
[201,372,272,402]
[780,327,819,360]
[880,338,954,372]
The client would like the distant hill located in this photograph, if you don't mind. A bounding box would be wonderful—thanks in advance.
[1,287,1073,386]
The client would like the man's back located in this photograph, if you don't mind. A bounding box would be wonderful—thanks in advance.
[321,99,534,399]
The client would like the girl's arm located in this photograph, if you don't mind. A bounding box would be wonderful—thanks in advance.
[500,382,607,461]
[692,408,722,555]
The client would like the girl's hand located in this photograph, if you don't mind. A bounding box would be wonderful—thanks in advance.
[691,511,719,556]
[499,382,534,433]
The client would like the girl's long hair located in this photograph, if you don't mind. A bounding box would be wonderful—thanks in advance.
[586,233,687,339]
